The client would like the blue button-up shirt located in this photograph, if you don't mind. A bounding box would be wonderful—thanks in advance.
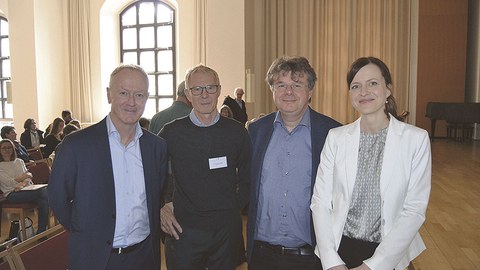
[255,109,313,247]
[107,115,150,248]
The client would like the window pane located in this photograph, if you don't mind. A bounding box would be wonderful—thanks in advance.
[158,74,173,95]
[158,98,174,111]
[140,51,155,72]
[139,2,155,24]
[0,20,8,35]
[157,4,173,23]
[157,26,172,48]
[157,50,173,72]
[122,28,137,50]
[123,52,137,65]
[139,27,154,48]
[1,38,9,57]
[5,103,13,118]
[2,59,10,78]
[122,6,137,26]
[147,75,156,95]
[143,98,157,119]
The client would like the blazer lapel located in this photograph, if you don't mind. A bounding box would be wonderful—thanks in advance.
[139,133,153,220]
[380,117,403,196]
[345,119,361,197]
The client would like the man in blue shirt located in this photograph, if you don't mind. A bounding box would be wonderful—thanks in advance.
[49,64,167,270]
[247,56,341,270]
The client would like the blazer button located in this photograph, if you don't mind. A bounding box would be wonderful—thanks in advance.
[112,214,116,219]
[106,240,111,245]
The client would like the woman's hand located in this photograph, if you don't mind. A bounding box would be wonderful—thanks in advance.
[328,265,348,270]
[350,263,371,270]
[14,181,27,192]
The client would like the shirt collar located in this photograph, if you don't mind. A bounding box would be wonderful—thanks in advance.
[106,114,143,142]
[189,110,220,127]
[273,107,311,131]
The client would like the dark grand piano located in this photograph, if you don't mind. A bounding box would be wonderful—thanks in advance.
[425,102,480,139]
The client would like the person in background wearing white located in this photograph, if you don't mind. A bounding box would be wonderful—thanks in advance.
[0,139,49,234]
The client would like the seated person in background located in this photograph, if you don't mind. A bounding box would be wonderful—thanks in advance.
[139,117,150,130]
[62,123,80,138]
[0,139,49,234]
[69,119,81,129]
[20,118,46,150]
[220,104,234,118]
[1,126,33,163]
[62,110,73,125]
[43,117,65,158]
[50,123,80,162]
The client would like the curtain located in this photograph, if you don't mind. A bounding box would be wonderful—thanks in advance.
[254,0,414,124]
[68,0,93,123]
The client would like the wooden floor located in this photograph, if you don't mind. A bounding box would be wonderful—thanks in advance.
[1,139,478,270]
[412,139,480,270]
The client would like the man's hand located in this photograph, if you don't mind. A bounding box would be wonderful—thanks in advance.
[160,202,183,240]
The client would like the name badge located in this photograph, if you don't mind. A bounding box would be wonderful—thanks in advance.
[209,156,227,170]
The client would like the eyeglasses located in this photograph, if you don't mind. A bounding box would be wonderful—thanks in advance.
[188,85,219,96]
[272,83,307,92]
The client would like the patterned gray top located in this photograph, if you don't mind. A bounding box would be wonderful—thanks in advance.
[343,127,388,243]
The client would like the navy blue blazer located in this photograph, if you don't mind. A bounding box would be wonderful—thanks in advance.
[246,107,341,262]
[49,118,167,270]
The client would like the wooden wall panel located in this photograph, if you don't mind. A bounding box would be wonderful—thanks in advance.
[416,0,468,137]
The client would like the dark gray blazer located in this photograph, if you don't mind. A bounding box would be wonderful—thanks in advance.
[49,117,167,269]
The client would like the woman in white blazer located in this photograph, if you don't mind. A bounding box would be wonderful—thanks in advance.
[311,57,431,270]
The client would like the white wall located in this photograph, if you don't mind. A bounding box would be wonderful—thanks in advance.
[33,0,69,129]
[8,0,40,128]
[206,0,245,101]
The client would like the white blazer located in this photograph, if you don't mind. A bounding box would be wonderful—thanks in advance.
[311,116,431,270]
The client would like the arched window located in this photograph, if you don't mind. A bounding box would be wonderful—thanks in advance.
[120,0,176,117]
[0,16,11,120]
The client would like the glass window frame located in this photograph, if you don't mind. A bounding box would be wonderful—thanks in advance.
[0,16,11,120]
[119,0,177,115]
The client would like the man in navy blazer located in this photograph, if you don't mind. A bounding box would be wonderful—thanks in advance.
[49,64,167,270]
[247,56,341,269]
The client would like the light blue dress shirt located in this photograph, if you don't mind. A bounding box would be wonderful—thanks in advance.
[255,109,313,247]
[106,115,150,248]
[189,110,220,127]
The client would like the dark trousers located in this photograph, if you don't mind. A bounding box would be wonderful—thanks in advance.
[164,218,242,270]
[106,235,155,270]
[337,235,379,268]
[249,242,322,270]
[6,187,49,233]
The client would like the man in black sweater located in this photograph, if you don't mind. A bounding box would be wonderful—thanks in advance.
[159,64,251,270]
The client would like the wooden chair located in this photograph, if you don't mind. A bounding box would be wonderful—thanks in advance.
[26,160,50,184]
[0,192,38,242]
[26,148,43,161]
[12,225,67,270]
[0,239,19,270]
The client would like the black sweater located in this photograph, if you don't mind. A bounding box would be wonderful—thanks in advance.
[159,116,251,230]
